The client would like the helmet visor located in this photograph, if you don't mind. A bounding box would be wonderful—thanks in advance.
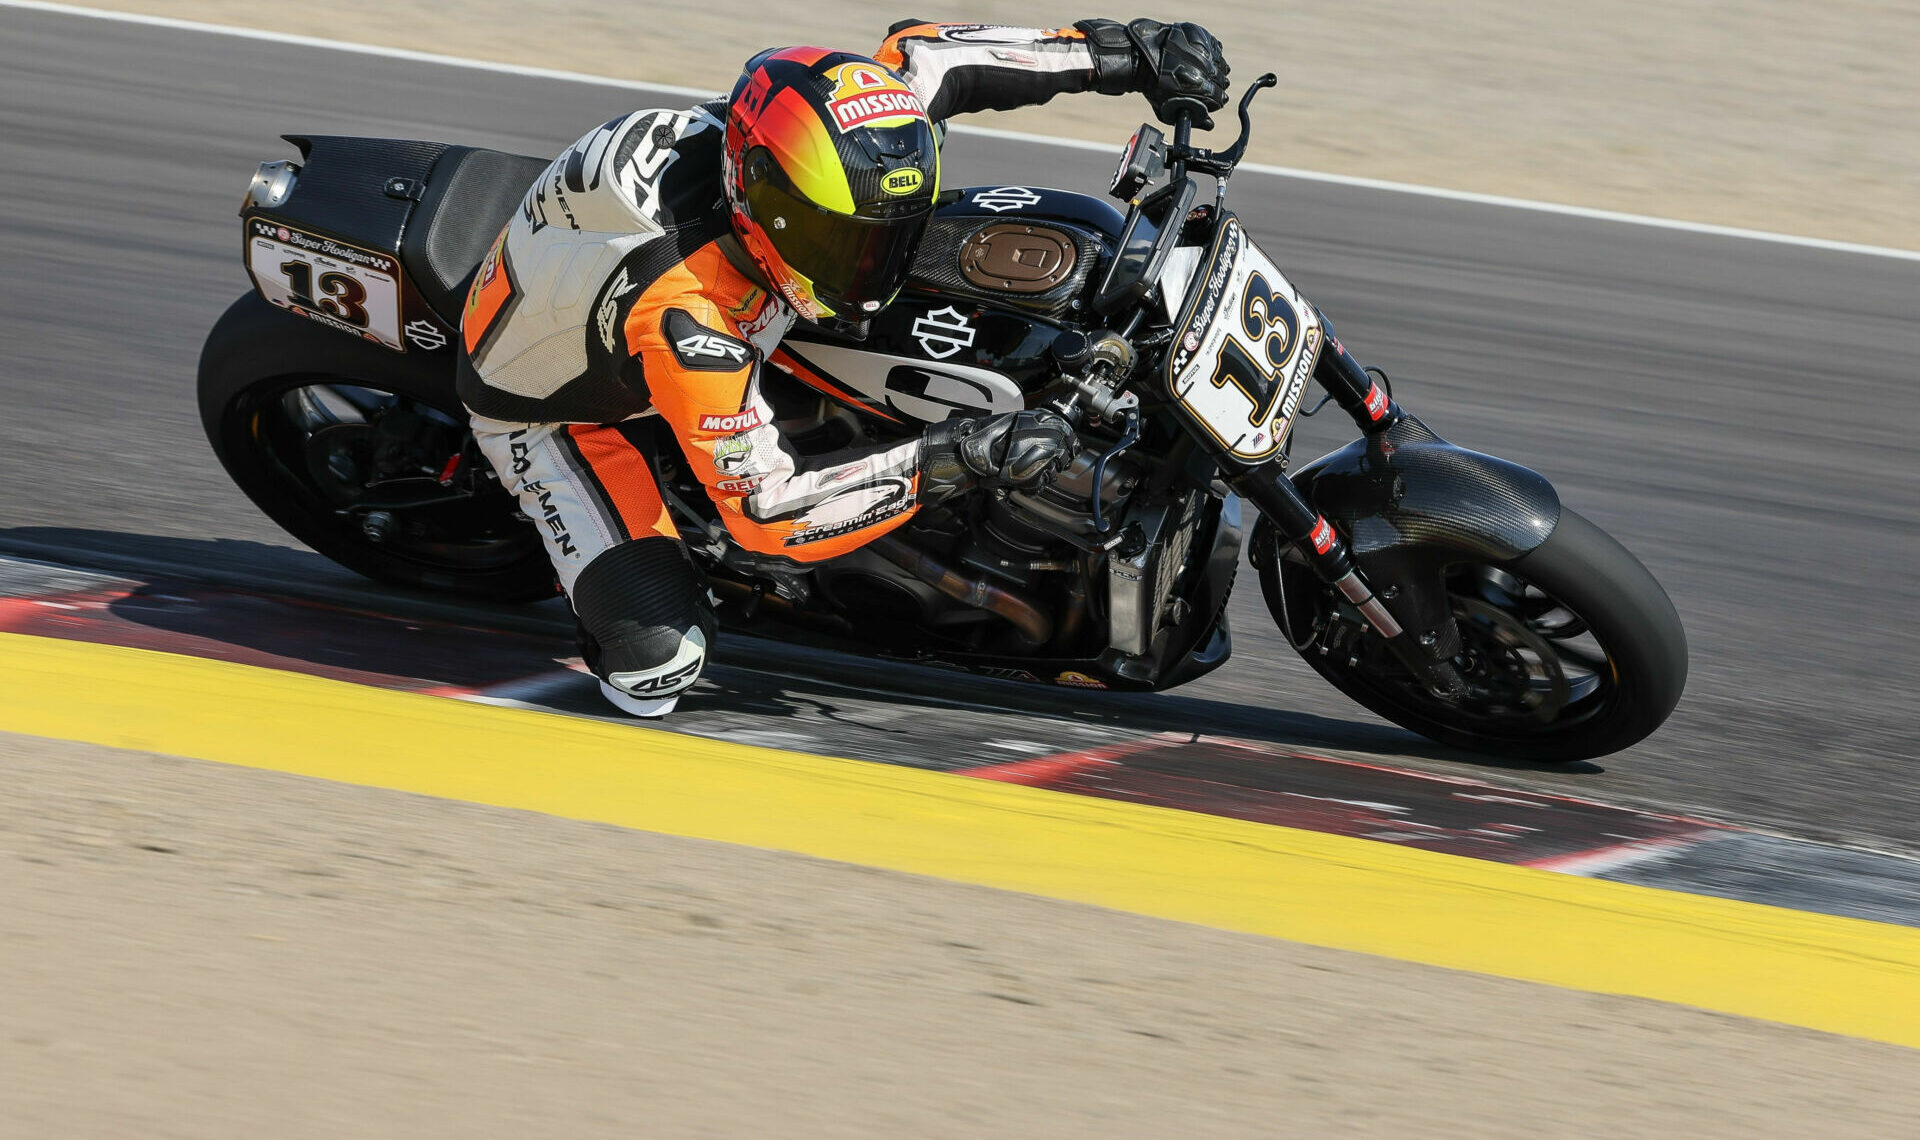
[744,155,931,315]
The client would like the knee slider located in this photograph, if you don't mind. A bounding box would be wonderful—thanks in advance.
[572,537,715,700]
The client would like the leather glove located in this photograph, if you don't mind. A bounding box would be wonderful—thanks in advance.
[919,410,1079,505]
[1077,18,1231,130]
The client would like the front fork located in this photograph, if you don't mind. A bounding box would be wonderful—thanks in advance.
[1225,331,1470,700]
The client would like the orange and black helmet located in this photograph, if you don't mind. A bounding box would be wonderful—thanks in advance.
[723,48,940,322]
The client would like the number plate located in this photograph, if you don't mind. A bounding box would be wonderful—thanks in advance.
[245,219,405,351]
[1163,219,1323,462]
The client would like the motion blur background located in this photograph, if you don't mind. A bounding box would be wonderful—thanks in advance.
[4,3,1918,1134]
[85,0,1920,250]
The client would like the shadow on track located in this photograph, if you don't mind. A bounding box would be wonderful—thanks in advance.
[1,526,1601,774]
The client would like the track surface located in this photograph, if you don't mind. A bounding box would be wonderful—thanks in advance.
[3,7,1918,849]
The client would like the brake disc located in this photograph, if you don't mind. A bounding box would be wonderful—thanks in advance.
[1451,595,1571,723]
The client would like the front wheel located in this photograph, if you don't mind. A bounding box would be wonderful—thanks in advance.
[1260,508,1687,762]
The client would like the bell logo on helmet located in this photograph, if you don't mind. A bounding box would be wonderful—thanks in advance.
[823,62,926,132]
[882,169,925,197]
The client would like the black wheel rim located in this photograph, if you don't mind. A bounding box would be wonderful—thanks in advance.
[225,377,540,574]
[1324,563,1621,741]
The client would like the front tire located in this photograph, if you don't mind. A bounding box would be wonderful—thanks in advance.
[1261,508,1687,762]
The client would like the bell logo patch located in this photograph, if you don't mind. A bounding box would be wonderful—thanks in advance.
[882,168,924,197]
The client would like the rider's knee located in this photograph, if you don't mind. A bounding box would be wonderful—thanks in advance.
[572,536,714,716]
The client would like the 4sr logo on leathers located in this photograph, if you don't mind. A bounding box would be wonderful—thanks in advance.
[677,333,748,364]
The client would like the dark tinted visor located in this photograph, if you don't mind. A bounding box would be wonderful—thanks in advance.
[744,155,932,313]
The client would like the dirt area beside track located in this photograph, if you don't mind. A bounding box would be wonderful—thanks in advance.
[61,0,1920,250]
[2,731,1915,1137]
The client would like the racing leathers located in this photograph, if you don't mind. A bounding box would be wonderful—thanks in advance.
[457,20,1227,715]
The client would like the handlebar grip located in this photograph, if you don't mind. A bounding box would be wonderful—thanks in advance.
[1157,96,1212,132]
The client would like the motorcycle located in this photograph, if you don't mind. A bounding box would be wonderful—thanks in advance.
[198,76,1686,762]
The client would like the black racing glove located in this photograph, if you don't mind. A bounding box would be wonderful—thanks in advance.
[1077,17,1231,130]
[919,410,1079,505]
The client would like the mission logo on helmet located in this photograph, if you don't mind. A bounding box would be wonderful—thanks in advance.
[823,62,926,132]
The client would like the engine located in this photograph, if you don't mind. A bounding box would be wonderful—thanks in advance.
[670,185,1222,665]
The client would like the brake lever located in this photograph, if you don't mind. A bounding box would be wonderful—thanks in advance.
[1169,74,1277,177]
[1214,74,1277,171]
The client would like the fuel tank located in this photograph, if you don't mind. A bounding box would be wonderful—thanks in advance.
[776,186,1122,433]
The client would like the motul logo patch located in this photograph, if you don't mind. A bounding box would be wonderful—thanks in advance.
[828,91,927,131]
[698,409,762,433]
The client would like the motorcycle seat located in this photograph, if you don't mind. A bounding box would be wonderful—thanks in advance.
[397,146,551,325]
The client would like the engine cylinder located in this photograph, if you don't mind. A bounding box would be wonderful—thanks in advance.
[987,448,1142,549]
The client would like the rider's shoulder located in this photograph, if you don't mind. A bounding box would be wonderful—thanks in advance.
[626,278,739,350]
[529,105,724,235]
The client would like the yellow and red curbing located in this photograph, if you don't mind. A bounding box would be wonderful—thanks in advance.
[4,631,1917,1049]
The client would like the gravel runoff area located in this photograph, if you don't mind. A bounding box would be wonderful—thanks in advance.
[4,731,1917,1138]
[56,0,1920,251]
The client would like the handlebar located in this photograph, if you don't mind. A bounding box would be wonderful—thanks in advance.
[1169,73,1277,179]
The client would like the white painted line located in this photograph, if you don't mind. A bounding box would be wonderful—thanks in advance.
[959,122,1920,264]
[1526,834,1710,877]
[0,0,722,98]
[8,0,1919,264]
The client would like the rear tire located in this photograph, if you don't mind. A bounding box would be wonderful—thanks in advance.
[1262,508,1687,762]
[200,353,554,603]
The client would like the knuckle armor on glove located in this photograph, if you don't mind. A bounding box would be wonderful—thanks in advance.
[571,537,716,704]
[1078,17,1230,129]
[919,410,1077,505]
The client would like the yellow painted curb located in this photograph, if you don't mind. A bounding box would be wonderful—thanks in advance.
[5,631,1917,1048]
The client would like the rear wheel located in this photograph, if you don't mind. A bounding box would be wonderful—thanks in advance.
[206,373,555,602]
[1260,508,1686,762]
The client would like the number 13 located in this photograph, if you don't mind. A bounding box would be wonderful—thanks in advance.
[279,260,369,327]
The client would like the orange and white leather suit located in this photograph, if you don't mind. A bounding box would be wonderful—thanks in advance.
[455,23,1120,710]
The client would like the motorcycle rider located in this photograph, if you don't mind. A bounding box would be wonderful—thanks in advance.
[458,20,1231,716]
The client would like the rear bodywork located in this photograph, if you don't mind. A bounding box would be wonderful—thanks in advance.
[221,135,546,406]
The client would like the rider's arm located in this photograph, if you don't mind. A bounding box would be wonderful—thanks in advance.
[873,19,1227,123]
[873,23,1103,119]
[632,298,923,561]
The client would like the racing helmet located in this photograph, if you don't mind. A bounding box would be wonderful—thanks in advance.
[723,48,940,322]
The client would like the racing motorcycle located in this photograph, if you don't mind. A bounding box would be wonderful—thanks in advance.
[198,76,1687,761]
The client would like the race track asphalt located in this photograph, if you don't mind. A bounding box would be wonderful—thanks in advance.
[2,6,1917,849]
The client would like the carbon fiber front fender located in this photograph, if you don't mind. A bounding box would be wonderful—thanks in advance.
[1290,414,1560,564]
[1264,414,1561,655]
